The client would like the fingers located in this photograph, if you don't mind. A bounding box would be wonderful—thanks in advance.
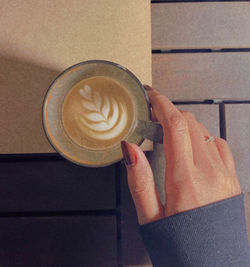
[121,141,165,225]
[195,117,236,172]
[170,108,240,193]
[197,122,225,164]
[214,137,242,193]
[213,137,238,175]
[144,85,194,170]
[149,107,157,122]
[198,123,242,195]
[144,84,229,171]
[179,110,223,168]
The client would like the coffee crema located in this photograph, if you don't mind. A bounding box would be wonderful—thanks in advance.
[62,76,135,150]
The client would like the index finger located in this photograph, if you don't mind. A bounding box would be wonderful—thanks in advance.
[144,85,194,168]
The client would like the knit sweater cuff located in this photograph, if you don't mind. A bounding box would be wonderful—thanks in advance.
[139,193,250,267]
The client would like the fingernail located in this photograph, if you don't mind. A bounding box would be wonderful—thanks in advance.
[121,140,136,166]
[143,84,153,91]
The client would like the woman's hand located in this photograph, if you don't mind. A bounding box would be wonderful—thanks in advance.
[120,85,242,225]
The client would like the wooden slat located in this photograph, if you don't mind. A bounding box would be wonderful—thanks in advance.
[121,162,152,266]
[152,53,250,100]
[152,2,250,49]
[0,216,117,267]
[226,104,250,192]
[0,161,116,212]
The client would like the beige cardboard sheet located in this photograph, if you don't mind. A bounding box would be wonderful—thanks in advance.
[0,0,152,154]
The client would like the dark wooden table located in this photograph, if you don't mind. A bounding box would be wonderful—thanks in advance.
[1,1,250,266]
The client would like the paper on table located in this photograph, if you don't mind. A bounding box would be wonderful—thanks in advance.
[0,0,152,154]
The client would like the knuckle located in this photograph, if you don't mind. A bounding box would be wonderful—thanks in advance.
[129,174,154,195]
[198,122,208,131]
[216,137,227,144]
[180,110,196,120]
[216,138,233,154]
[153,94,167,105]
[167,113,188,130]
[133,179,154,194]
[154,93,167,101]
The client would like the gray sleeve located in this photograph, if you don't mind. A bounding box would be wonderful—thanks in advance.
[138,193,250,267]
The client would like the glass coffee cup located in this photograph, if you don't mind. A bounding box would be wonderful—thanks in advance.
[42,60,163,167]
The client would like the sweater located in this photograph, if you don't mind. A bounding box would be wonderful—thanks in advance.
[139,192,250,267]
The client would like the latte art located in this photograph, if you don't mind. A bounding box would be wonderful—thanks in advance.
[75,84,128,140]
[62,76,135,150]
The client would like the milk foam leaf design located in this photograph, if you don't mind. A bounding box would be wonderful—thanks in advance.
[84,94,110,123]
[79,85,92,101]
[107,97,119,127]
[77,85,124,132]
[79,85,114,127]
[102,95,110,119]
[86,112,105,122]
[75,100,129,140]
[93,91,102,110]
[79,97,120,132]
[81,100,98,112]
[80,84,101,112]
[75,84,129,139]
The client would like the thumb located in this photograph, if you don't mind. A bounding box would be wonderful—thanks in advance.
[120,140,164,225]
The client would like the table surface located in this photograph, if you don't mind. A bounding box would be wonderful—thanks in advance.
[1,1,250,266]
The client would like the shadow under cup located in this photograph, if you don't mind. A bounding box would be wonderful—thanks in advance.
[42,60,151,168]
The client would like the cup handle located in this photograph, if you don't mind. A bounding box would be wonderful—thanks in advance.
[136,120,164,144]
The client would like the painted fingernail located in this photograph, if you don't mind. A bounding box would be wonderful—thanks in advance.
[143,84,153,91]
[121,140,136,166]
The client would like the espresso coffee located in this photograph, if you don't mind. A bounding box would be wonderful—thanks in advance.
[62,76,135,150]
